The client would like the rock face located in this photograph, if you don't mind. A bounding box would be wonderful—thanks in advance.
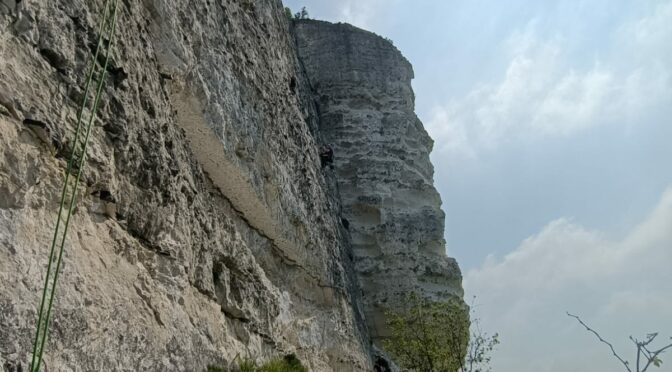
[294,21,463,344]
[0,1,462,371]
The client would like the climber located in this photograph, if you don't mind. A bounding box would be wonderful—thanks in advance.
[319,144,334,168]
[373,357,391,372]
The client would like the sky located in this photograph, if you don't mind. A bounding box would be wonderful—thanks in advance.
[283,1,672,371]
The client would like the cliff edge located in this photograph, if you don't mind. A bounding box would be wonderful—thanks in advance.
[294,20,463,345]
[0,1,462,371]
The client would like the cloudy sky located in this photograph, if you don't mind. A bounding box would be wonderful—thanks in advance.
[284,1,672,371]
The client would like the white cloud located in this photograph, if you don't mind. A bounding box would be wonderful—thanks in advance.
[623,1,672,65]
[293,0,393,30]
[338,0,404,30]
[338,0,380,29]
[286,0,397,34]
[465,187,672,372]
[426,3,672,158]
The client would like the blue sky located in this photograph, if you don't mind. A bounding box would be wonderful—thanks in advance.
[284,1,672,371]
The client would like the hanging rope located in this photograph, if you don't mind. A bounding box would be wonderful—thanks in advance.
[30,1,119,371]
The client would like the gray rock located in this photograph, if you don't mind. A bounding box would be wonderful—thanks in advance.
[0,0,14,15]
[294,20,464,345]
[0,1,370,369]
[12,5,38,44]
[0,2,463,371]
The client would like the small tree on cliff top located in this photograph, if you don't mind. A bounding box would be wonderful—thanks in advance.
[294,7,309,20]
[284,6,309,20]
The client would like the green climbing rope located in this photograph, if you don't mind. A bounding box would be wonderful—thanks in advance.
[30,1,119,371]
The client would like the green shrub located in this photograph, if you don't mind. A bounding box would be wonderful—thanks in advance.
[206,354,307,372]
[238,358,258,372]
[284,7,293,20]
[384,294,470,372]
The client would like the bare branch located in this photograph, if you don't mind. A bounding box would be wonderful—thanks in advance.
[567,312,632,372]
[636,341,641,372]
[642,333,658,347]
[641,342,672,372]
[652,342,672,355]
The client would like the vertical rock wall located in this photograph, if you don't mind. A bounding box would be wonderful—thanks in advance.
[294,20,464,344]
[0,1,464,371]
[0,1,370,371]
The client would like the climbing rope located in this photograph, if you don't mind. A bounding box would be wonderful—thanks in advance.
[30,1,119,371]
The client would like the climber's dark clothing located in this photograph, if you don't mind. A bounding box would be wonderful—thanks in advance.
[319,145,334,168]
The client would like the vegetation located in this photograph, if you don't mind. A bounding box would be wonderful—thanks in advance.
[384,294,469,371]
[284,6,309,20]
[206,354,307,372]
[295,7,309,19]
[284,7,293,20]
[462,314,499,372]
[383,294,498,372]
[568,313,672,372]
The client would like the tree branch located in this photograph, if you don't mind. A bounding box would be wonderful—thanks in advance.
[567,312,632,372]
[641,342,672,372]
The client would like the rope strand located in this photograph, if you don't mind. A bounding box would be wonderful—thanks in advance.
[30,1,119,371]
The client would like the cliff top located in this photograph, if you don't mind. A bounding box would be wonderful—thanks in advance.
[293,19,414,81]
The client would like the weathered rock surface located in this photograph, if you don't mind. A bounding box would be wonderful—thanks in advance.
[0,1,368,371]
[0,1,463,371]
[294,20,464,344]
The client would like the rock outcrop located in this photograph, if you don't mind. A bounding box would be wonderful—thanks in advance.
[0,1,462,371]
[294,20,463,344]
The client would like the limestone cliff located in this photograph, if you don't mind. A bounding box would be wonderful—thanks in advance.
[294,20,463,344]
[0,1,462,371]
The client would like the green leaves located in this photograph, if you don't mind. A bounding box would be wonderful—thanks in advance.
[383,294,470,372]
[206,354,307,372]
[284,7,292,21]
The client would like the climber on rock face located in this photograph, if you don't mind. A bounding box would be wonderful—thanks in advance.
[319,144,334,168]
[373,357,391,372]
